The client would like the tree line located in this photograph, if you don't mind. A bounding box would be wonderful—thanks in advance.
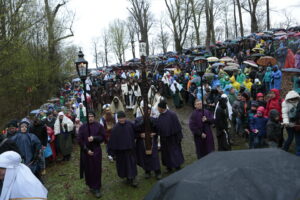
[93,0,298,66]
[0,0,76,127]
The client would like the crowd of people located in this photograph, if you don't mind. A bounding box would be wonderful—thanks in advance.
[0,27,300,199]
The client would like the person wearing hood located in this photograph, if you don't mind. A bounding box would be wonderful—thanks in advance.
[10,121,42,179]
[270,65,282,90]
[267,109,282,147]
[229,76,240,91]
[0,151,48,200]
[256,93,267,108]
[215,94,231,151]
[264,89,282,119]
[189,99,215,159]
[212,75,221,89]
[220,75,230,89]
[54,112,74,161]
[236,69,246,85]
[256,66,265,82]
[263,66,272,93]
[251,78,265,99]
[76,103,87,123]
[5,120,18,138]
[282,90,300,155]
[170,81,184,108]
[249,106,268,148]
[243,77,253,91]
[110,96,125,121]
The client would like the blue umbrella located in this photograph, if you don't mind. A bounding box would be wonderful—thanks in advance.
[30,109,47,115]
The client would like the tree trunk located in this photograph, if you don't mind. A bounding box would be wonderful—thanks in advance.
[131,40,136,58]
[251,3,258,32]
[205,0,210,49]
[190,0,200,45]
[236,0,244,37]
[233,0,238,38]
[209,0,215,44]
[266,0,270,30]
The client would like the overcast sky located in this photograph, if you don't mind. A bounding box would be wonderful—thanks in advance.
[65,0,300,67]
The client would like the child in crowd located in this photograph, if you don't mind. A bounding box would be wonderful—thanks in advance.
[249,106,268,148]
[266,109,282,147]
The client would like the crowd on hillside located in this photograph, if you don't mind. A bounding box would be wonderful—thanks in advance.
[1,27,300,199]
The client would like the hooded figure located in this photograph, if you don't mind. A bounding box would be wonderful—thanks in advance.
[75,103,87,123]
[264,89,282,120]
[251,78,265,99]
[54,112,74,161]
[236,70,246,84]
[110,96,125,121]
[263,67,272,93]
[266,109,282,147]
[243,77,253,91]
[10,121,42,176]
[0,151,48,200]
[229,76,240,91]
[282,90,300,154]
[270,65,282,90]
[214,94,231,151]
[170,81,183,108]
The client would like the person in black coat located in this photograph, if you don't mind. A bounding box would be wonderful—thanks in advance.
[267,109,282,148]
[215,95,231,151]
[30,118,48,148]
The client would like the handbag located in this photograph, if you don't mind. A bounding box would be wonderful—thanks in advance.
[44,143,53,158]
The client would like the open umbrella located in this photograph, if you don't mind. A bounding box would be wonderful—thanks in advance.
[207,57,219,62]
[72,78,81,83]
[250,53,265,58]
[145,149,300,200]
[30,109,47,115]
[220,57,234,62]
[224,66,239,72]
[212,63,225,68]
[257,56,277,66]
[243,60,258,68]
[274,31,286,36]
[203,73,215,78]
[226,63,239,67]
[47,97,60,102]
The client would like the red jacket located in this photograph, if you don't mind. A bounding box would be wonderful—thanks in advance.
[264,89,282,121]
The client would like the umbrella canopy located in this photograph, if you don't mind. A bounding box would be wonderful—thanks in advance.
[243,60,258,68]
[207,57,219,62]
[226,63,240,67]
[145,149,300,200]
[257,56,277,66]
[212,63,225,68]
[224,66,239,72]
[274,31,286,36]
[203,72,215,78]
[30,109,47,115]
[47,98,60,102]
[220,57,234,62]
[72,78,81,83]
[250,53,265,58]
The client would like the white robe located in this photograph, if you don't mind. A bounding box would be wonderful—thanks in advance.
[0,151,48,200]
[54,115,74,135]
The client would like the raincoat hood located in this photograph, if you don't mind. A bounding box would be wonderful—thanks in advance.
[271,89,280,100]
[266,67,272,72]
[285,90,300,101]
[229,76,236,83]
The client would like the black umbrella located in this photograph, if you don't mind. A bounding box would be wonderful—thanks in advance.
[145,149,300,200]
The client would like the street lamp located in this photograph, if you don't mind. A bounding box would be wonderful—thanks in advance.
[139,41,152,155]
[75,50,91,137]
[194,56,208,114]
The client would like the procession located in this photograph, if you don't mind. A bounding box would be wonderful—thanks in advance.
[1,0,300,200]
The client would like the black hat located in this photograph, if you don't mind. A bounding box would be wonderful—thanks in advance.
[6,120,18,128]
[241,92,250,100]
[158,101,167,109]
[117,111,126,118]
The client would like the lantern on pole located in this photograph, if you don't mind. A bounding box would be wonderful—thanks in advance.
[194,56,208,114]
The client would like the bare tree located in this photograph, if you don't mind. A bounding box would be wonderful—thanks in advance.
[233,0,238,37]
[189,0,205,45]
[241,0,261,33]
[101,29,110,66]
[266,0,270,30]
[205,0,215,48]
[157,18,170,54]
[109,19,128,64]
[236,0,244,37]
[128,0,153,56]
[127,16,137,58]
[92,39,100,68]
[165,0,192,53]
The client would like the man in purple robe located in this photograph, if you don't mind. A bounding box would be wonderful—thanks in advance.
[189,99,215,159]
[108,111,138,187]
[156,101,184,172]
[78,112,106,198]
[134,107,161,180]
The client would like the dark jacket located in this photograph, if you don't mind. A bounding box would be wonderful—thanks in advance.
[266,110,282,143]
[30,122,48,147]
[250,115,268,137]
